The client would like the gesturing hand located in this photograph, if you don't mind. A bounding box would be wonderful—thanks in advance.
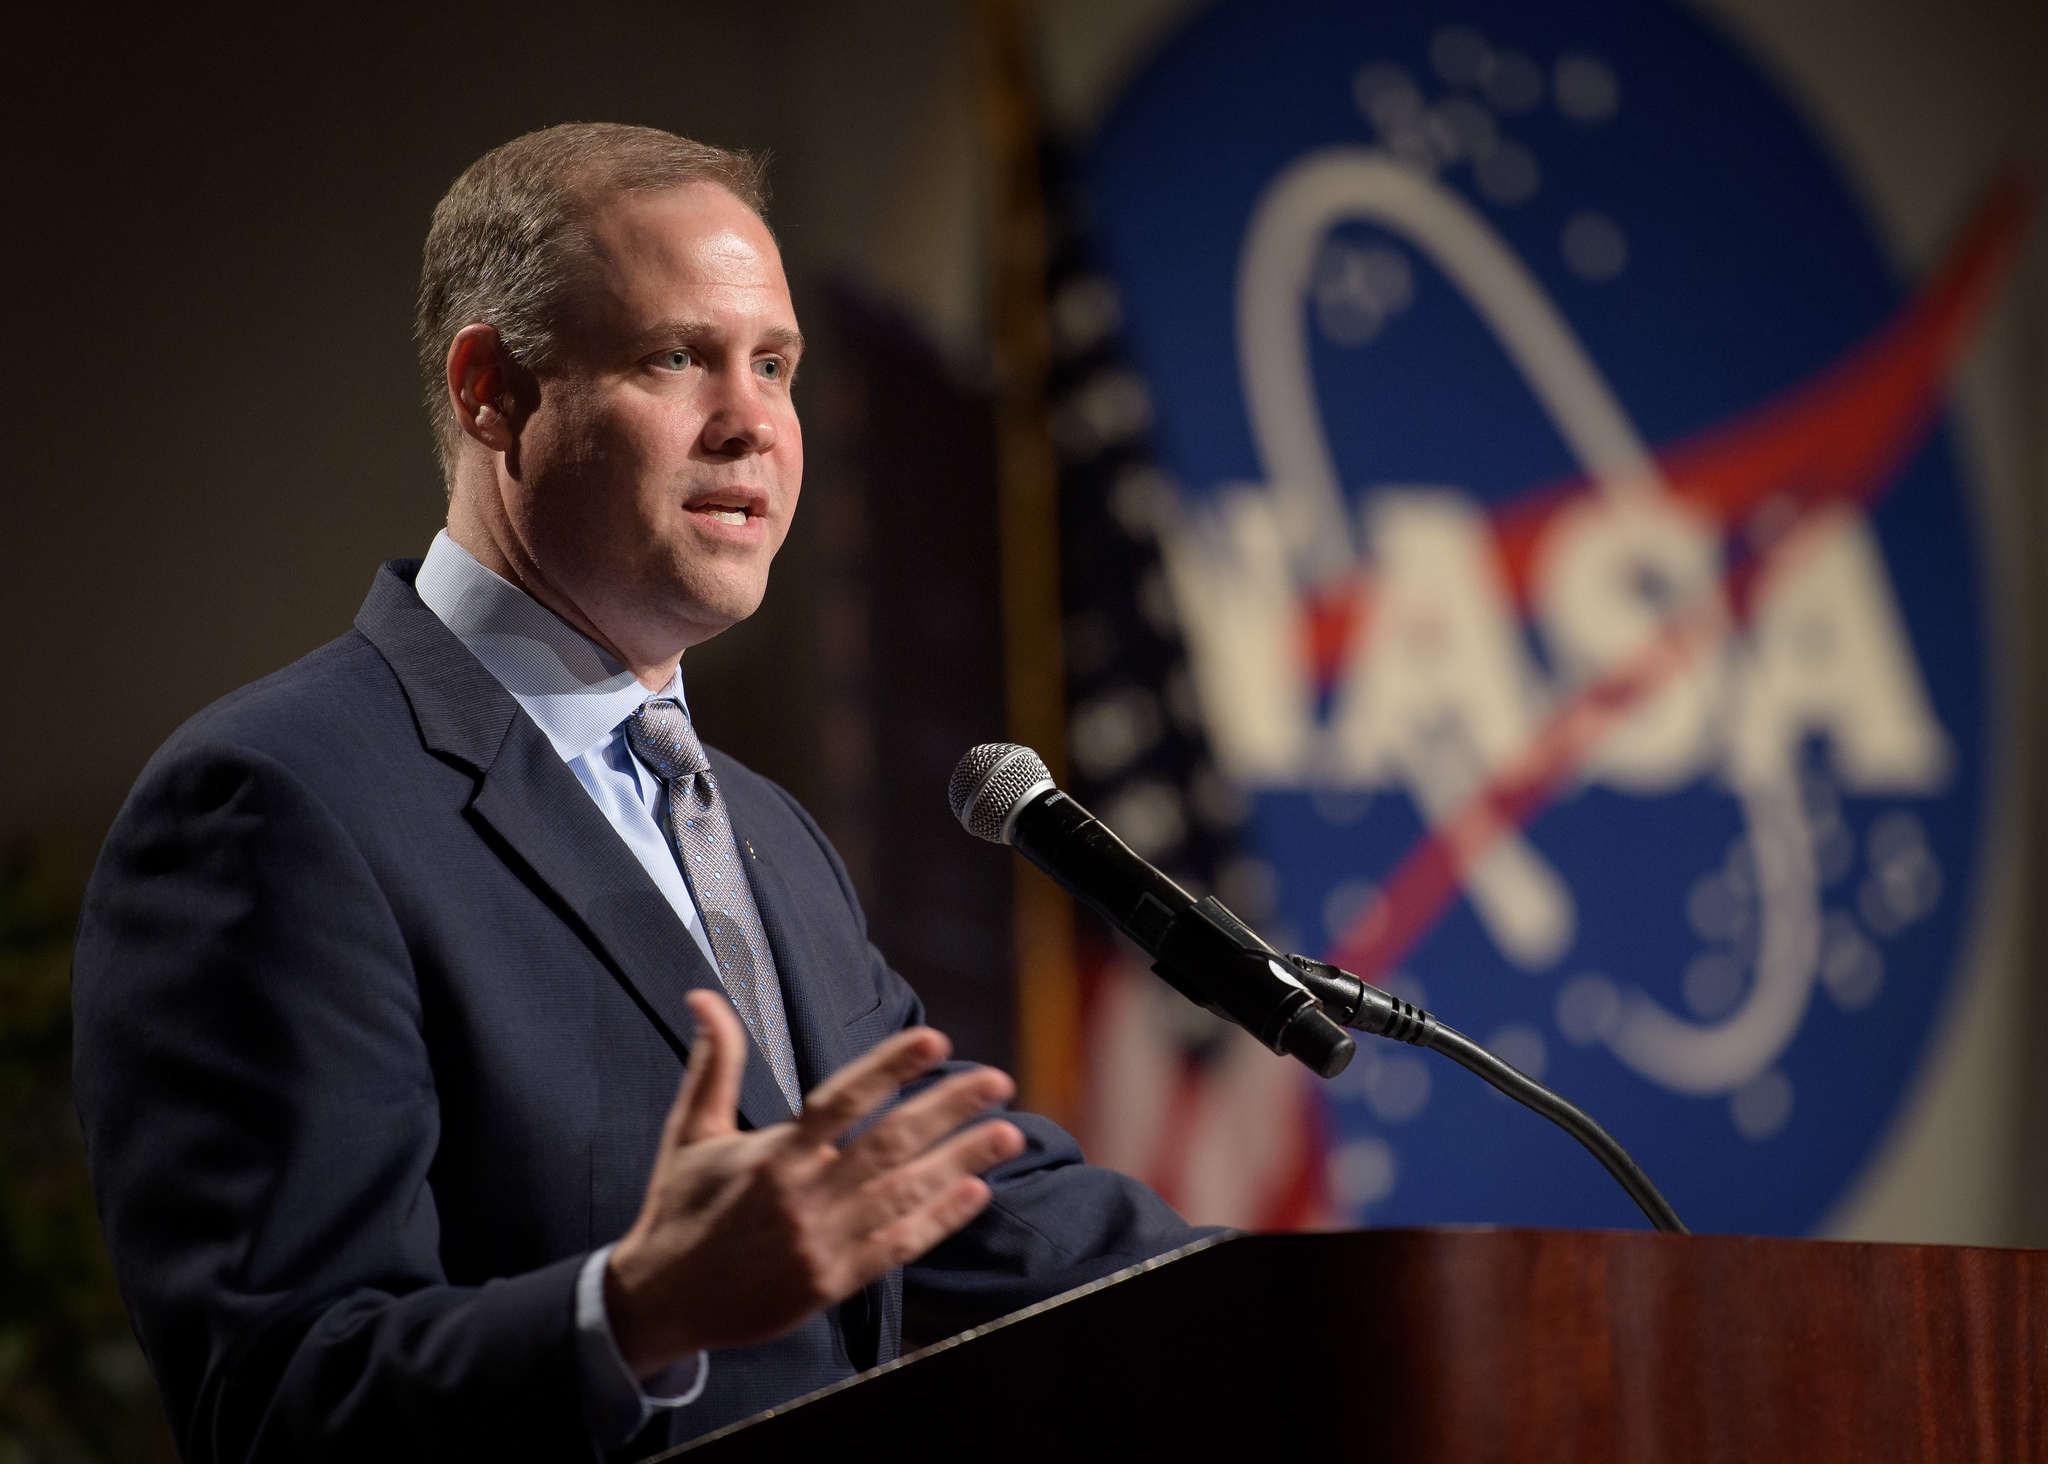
[603,989,1026,1378]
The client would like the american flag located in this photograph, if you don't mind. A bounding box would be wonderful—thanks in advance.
[1046,157,1334,1233]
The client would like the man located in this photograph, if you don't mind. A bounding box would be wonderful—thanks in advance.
[72,123,1204,1462]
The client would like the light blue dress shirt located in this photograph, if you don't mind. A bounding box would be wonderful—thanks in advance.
[414,530,711,1446]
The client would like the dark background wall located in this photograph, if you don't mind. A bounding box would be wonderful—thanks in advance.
[1,0,984,880]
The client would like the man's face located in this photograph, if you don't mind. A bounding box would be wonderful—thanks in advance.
[502,182,804,658]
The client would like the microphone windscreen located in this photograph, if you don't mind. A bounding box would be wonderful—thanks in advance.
[949,743,1054,843]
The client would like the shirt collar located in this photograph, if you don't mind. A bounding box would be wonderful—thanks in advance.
[413,529,687,762]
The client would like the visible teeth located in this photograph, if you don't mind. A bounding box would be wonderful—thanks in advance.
[704,507,747,525]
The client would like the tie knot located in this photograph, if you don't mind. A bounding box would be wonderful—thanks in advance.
[624,699,709,782]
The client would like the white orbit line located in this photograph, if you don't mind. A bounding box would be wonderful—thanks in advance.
[1605,771,1822,1095]
[1232,145,1814,1097]
[1235,146,1667,585]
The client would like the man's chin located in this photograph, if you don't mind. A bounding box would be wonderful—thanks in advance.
[667,577,770,651]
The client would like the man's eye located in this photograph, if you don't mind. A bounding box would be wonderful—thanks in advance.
[756,357,783,382]
[660,349,691,371]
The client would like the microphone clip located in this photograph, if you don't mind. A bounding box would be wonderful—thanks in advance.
[1152,897,1356,1079]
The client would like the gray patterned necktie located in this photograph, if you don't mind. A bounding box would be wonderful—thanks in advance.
[624,699,803,1111]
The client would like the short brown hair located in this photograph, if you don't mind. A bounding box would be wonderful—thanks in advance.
[414,122,769,486]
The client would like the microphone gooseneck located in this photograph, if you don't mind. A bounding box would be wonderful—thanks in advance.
[949,744,1355,1079]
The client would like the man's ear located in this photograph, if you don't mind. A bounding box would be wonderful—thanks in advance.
[446,324,536,451]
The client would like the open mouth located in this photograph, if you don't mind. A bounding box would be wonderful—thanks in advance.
[691,499,756,526]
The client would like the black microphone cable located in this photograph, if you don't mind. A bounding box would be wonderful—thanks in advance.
[1283,955,1688,1234]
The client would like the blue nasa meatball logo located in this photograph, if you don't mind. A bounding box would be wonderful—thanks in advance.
[1080,0,2024,1233]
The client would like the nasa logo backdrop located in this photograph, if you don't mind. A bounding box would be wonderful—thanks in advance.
[1078,0,2022,1234]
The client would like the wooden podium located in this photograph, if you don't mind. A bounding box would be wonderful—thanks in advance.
[649,1228,2047,1462]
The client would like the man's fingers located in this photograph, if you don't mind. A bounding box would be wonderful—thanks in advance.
[793,1025,953,1146]
[837,1118,1026,1238]
[830,1065,1017,1189]
[812,1170,1004,1304]
[853,1174,1000,1275]
[673,990,748,1144]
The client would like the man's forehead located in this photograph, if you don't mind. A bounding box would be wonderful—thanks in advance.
[580,184,795,331]
[590,186,784,281]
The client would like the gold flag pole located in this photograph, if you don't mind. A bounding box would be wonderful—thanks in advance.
[978,0,1080,1128]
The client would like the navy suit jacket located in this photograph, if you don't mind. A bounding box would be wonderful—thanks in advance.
[72,561,1202,1462]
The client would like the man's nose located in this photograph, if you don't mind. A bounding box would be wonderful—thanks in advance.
[701,370,777,457]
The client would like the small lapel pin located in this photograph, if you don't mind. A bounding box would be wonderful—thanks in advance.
[743,838,759,861]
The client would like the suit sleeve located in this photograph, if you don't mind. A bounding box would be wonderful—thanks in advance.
[765,783,1223,1344]
[880,953,1224,1343]
[72,743,593,1464]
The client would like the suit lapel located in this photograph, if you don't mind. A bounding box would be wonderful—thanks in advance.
[471,719,797,1130]
[356,560,796,1131]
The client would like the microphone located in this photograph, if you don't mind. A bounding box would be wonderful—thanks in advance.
[946,748,1690,1231]
[948,744,1355,1079]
